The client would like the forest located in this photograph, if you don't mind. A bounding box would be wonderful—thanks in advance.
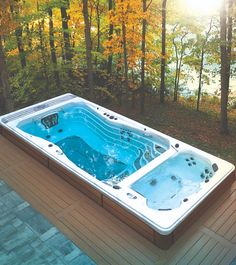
[0,0,235,139]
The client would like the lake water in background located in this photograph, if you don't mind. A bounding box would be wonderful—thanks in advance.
[182,71,236,98]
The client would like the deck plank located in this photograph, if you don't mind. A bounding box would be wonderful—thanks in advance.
[60,213,130,265]
[4,166,66,212]
[1,167,60,215]
[174,234,210,265]
[218,248,236,265]
[218,211,236,241]
[187,237,218,265]
[211,248,232,265]
[69,208,161,265]
[0,135,235,265]
[204,189,236,228]
[70,200,164,264]
[57,221,113,265]
[166,230,204,265]
[209,197,236,233]
[15,163,76,206]
[0,136,30,166]
[231,232,236,244]
[199,242,226,265]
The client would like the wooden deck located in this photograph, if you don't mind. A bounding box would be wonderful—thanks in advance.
[0,135,235,265]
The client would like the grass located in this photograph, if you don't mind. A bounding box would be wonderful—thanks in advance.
[105,94,236,166]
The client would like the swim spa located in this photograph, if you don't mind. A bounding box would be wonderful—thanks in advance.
[0,94,235,249]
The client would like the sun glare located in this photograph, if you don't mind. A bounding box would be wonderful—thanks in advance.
[182,0,223,16]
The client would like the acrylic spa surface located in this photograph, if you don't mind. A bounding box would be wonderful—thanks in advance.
[18,103,168,184]
[0,94,234,236]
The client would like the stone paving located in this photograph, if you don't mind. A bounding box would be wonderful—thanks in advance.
[0,180,96,265]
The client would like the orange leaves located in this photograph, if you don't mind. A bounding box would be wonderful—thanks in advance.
[113,0,142,25]
[7,48,19,56]
[104,35,123,56]
[0,0,17,36]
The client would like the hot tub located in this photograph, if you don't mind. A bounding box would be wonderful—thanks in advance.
[0,93,235,249]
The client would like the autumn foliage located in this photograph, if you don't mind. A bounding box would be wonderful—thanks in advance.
[0,0,235,121]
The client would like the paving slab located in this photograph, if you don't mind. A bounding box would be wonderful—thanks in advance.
[0,181,96,265]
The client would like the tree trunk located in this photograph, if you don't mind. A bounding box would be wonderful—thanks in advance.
[96,0,100,66]
[173,28,179,102]
[117,55,122,106]
[107,0,114,74]
[140,0,147,113]
[196,48,204,111]
[122,24,128,87]
[225,0,232,93]
[176,48,184,100]
[220,0,232,134]
[15,27,26,68]
[48,7,60,90]
[38,19,46,65]
[82,0,94,91]
[60,1,72,62]
[38,17,50,93]
[121,0,128,89]
[48,8,57,65]
[25,23,32,50]
[173,26,187,102]
[10,3,26,68]
[160,0,167,104]
[196,18,213,111]
[0,37,14,113]
[220,3,228,134]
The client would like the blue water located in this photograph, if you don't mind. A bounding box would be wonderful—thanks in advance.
[18,103,168,183]
[131,152,215,210]
[56,136,126,180]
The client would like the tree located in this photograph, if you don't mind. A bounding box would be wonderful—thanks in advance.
[48,7,57,65]
[95,0,101,54]
[140,0,153,113]
[107,0,113,74]
[82,0,94,91]
[120,0,129,89]
[104,0,143,75]
[172,24,188,102]
[60,0,72,62]
[196,18,213,111]
[0,1,14,112]
[220,0,233,134]
[160,0,167,103]
[10,1,27,68]
[0,38,14,113]
[48,5,60,89]
[36,0,50,92]
[140,0,147,113]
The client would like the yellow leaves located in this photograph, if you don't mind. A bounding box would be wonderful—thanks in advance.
[103,0,162,69]
[107,0,142,26]
[103,0,145,68]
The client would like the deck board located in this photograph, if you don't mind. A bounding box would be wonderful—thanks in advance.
[3,166,65,213]
[188,237,218,265]
[205,190,236,228]
[71,201,163,263]
[218,249,236,265]
[199,242,224,265]
[68,209,160,265]
[0,135,235,265]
